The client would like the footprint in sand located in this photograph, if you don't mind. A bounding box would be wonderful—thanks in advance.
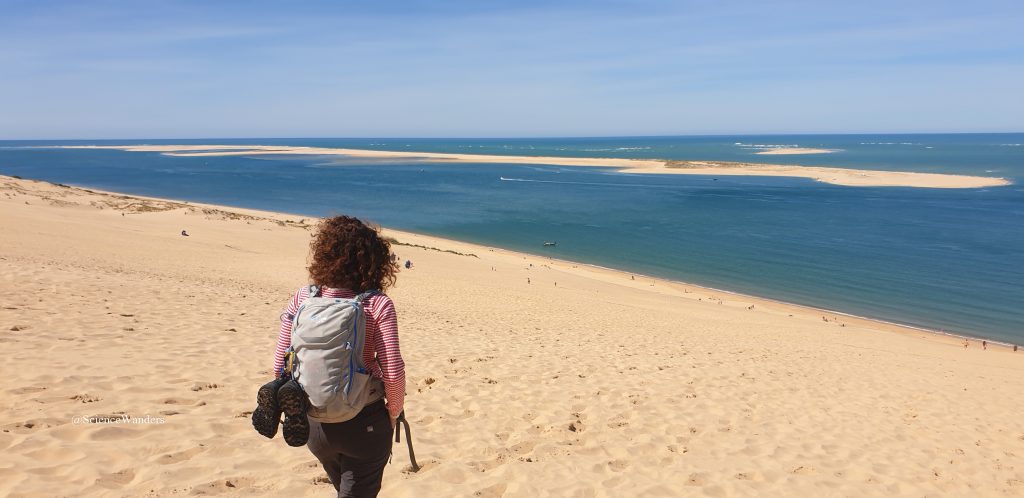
[191,477,254,495]
[472,483,508,498]
[162,397,206,406]
[607,459,628,472]
[70,393,101,403]
[791,465,816,475]
[95,469,135,488]
[4,418,66,433]
[291,460,321,472]
[190,382,220,392]
[469,455,504,473]
[509,440,536,456]
[10,386,47,395]
[155,446,207,465]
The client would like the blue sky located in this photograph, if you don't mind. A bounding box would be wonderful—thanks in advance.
[1,0,1022,138]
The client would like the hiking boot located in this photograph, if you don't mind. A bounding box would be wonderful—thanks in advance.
[277,379,310,447]
[252,377,287,439]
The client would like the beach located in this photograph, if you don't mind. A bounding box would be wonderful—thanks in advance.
[56,145,1011,188]
[1,175,1022,497]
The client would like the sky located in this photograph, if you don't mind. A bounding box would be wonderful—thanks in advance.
[1,0,1022,139]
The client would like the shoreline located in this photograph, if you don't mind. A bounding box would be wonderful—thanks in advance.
[469,241,1018,350]
[52,144,1012,188]
[2,174,1015,350]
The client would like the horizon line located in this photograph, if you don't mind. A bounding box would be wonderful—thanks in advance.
[2,131,1023,142]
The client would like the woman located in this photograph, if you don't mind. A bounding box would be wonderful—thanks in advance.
[265,215,406,497]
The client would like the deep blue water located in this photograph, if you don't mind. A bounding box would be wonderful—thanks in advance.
[1,135,1022,344]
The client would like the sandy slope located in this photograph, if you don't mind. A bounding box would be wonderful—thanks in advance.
[56,145,1010,188]
[0,176,1022,497]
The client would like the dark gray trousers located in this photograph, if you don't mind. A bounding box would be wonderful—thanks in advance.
[306,400,393,498]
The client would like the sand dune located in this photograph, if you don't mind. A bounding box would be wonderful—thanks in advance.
[1,175,1022,497]
[54,145,1011,188]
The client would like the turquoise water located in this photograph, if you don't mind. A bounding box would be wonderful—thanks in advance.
[1,135,1022,344]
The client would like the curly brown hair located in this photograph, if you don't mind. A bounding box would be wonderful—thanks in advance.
[307,216,399,293]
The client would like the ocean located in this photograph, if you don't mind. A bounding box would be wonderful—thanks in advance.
[1,134,1022,344]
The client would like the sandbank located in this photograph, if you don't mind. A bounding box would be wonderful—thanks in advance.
[754,147,836,155]
[1,175,1022,497]
[55,145,1011,189]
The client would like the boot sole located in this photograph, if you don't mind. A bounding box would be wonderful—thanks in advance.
[278,380,310,447]
[251,379,284,439]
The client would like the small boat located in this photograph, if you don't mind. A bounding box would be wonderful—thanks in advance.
[543,241,557,247]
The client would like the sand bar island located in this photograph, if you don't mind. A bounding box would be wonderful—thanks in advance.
[57,145,1011,189]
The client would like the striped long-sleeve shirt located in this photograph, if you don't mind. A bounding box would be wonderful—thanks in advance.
[273,286,406,419]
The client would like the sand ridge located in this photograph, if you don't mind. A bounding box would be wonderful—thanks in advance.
[53,144,1011,188]
[1,176,1023,497]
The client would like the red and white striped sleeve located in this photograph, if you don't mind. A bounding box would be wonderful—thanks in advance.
[370,295,406,418]
[272,287,308,377]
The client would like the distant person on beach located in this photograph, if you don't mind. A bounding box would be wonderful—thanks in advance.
[982,340,987,350]
[964,339,969,348]
[404,259,412,269]
[257,216,406,497]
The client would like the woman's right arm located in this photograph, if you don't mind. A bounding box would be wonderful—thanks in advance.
[272,288,305,377]
[370,296,406,421]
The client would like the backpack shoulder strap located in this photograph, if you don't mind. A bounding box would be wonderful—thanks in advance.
[355,289,378,304]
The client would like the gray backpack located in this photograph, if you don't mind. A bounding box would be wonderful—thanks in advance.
[289,285,385,423]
